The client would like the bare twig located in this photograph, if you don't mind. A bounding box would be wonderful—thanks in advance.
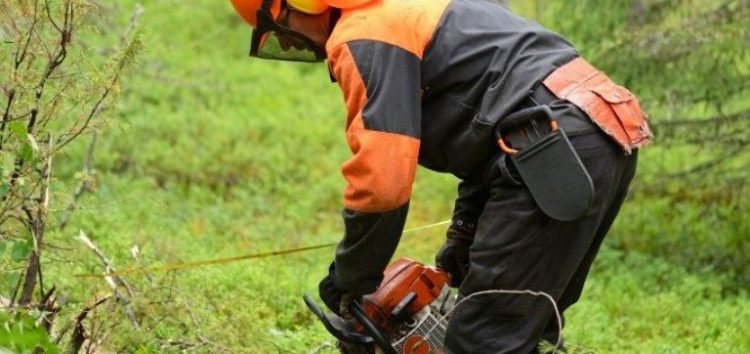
[55,82,112,151]
[67,294,112,354]
[28,1,73,135]
[119,3,144,47]
[39,286,60,333]
[44,0,62,33]
[14,0,39,69]
[76,230,140,329]
[76,230,135,296]
[0,87,16,147]
[130,245,153,286]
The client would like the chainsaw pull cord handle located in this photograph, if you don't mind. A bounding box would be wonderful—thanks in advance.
[349,301,399,354]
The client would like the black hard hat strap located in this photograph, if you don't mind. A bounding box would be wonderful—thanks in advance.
[262,0,274,12]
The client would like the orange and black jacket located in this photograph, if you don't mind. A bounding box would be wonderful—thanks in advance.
[327,0,579,294]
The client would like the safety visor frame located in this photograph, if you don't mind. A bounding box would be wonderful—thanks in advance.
[249,0,327,62]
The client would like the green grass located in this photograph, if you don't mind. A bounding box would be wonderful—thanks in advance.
[1,1,748,353]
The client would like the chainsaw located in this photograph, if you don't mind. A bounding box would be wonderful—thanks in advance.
[304,258,455,354]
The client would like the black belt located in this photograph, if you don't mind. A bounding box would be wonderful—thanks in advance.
[517,84,599,136]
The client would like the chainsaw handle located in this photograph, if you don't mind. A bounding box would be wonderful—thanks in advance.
[303,295,375,346]
[349,301,398,354]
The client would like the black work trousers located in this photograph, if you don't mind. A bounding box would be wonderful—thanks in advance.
[444,130,638,354]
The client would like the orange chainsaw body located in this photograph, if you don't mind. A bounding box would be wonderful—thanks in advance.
[362,258,450,334]
[304,258,452,353]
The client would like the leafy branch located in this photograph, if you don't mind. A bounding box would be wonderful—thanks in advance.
[0,0,142,351]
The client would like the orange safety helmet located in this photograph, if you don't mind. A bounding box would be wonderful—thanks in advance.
[230,0,374,26]
[230,0,375,62]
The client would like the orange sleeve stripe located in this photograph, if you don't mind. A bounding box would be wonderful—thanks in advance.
[328,45,367,130]
[326,0,451,59]
[342,129,420,212]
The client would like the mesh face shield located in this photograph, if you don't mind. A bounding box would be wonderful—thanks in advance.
[250,0,327,62]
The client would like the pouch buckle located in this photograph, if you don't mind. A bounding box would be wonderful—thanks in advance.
[497,107,559,155]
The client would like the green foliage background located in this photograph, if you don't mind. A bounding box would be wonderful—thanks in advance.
[0,311,58,354]
[533,0,750,289]
[1,0,748,353]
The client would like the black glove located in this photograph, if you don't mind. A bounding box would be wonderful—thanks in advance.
[319,262,357,317]
[435,227,474,287]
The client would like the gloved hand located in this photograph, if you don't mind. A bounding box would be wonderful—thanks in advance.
[435,227,474,287]
[318,262,358,318]
[320,269,373,354]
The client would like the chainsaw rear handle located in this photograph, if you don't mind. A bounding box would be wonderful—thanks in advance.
[303,294,375,346]
[349,301,398,354]
[303,294,398,354]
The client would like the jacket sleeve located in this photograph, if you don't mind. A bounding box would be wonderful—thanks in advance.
[327,40,422,295]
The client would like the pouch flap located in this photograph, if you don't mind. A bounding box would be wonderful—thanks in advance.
[590,84,634,104]
[511,129,594,221]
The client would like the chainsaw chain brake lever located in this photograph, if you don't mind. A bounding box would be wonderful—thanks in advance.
[303,294,375,346]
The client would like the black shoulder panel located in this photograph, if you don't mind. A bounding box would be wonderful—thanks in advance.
[347,40,422,139]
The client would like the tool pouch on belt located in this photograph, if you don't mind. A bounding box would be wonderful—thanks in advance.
[496,106,594,221]
[543,57,653,154]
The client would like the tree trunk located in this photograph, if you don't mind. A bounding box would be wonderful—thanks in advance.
[19,140,53,305]
[19,220,45,305]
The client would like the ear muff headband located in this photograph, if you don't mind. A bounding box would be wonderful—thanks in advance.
[287,0,329,14]
[325,0,374,9]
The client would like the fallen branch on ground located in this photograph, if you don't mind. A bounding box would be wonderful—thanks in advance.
[76,230,139,329]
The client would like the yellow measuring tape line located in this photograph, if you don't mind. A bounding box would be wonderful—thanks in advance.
[75,220,451,278]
